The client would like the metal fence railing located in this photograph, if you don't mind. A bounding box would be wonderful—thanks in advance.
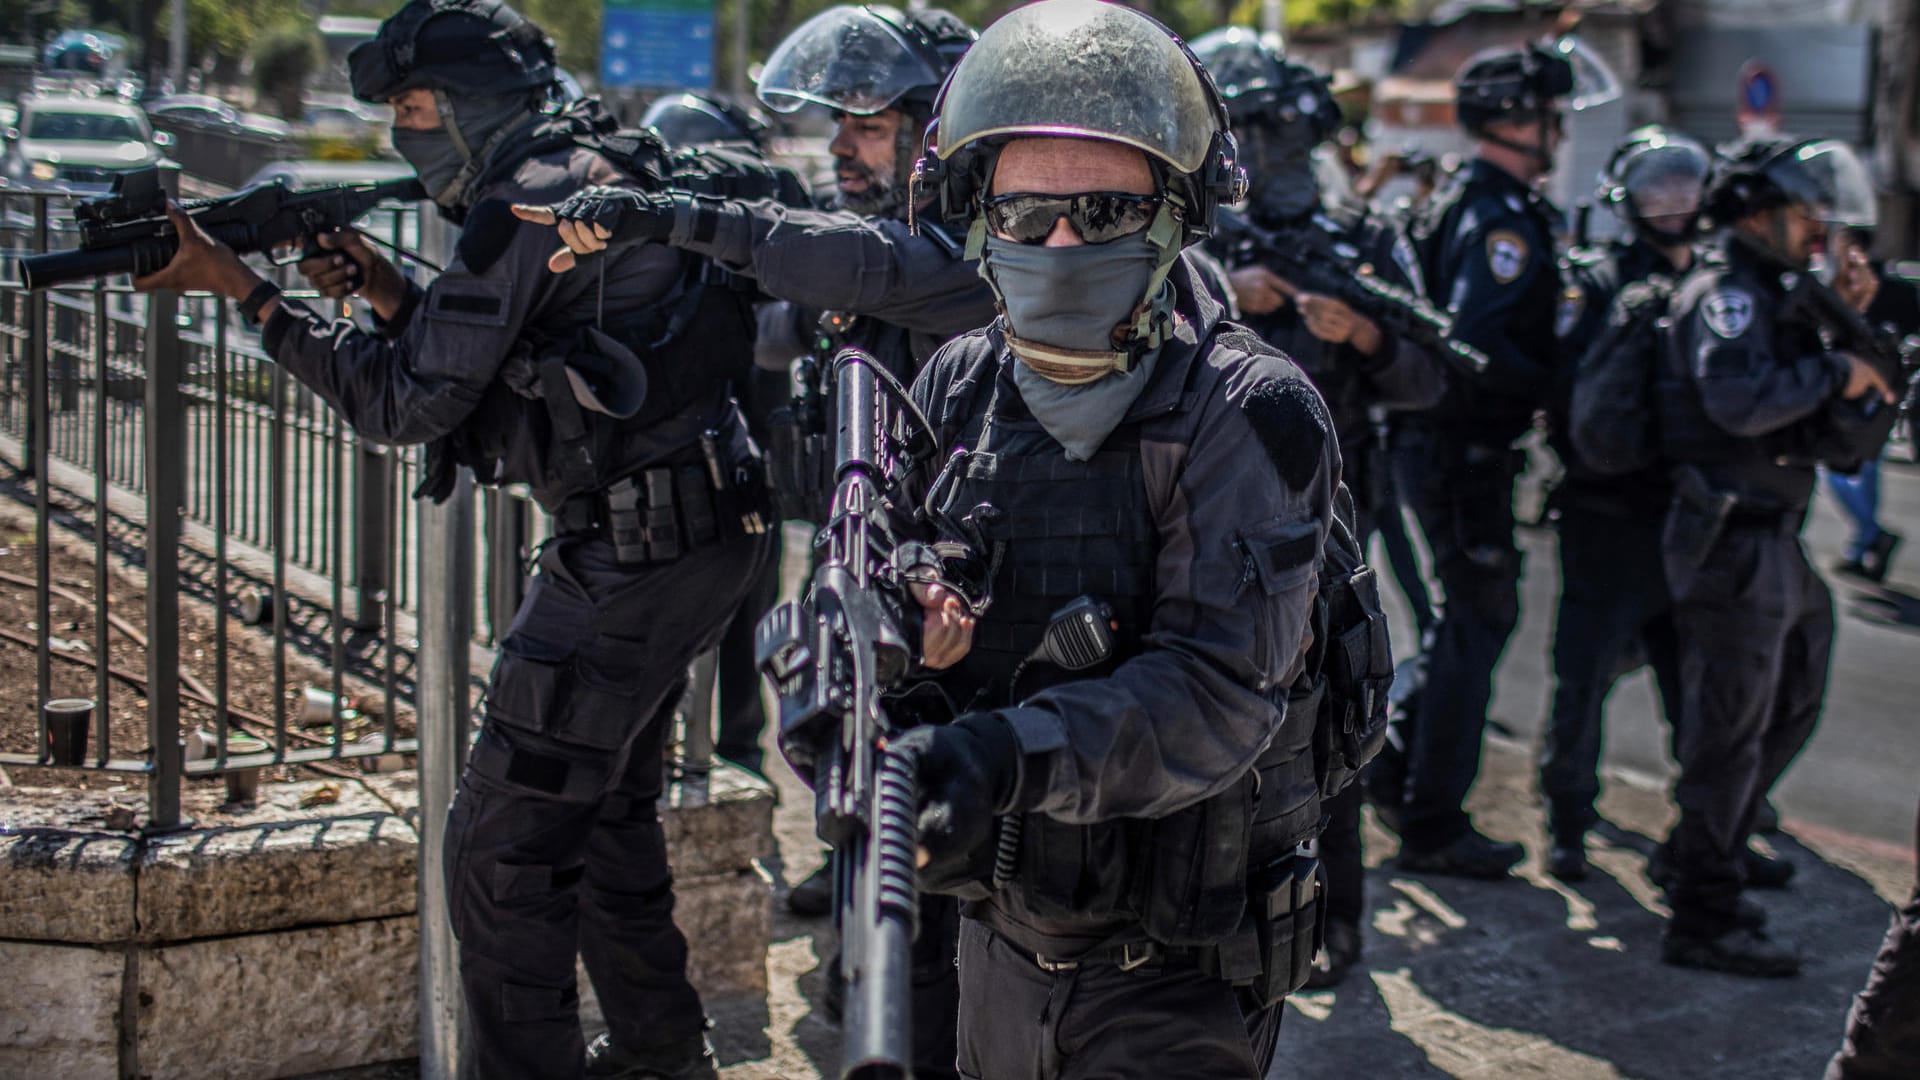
[0,184,526,832]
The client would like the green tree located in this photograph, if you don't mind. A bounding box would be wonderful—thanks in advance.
[253,25,321,119]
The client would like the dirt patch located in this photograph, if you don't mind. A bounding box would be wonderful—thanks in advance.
[0,504,415,801]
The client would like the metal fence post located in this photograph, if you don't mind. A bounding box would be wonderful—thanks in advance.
[417,470,475,1080]
[143,287,185,829]
[25,198,47,482]
[350,442,390,631]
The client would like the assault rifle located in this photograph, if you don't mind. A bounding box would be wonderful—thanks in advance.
[756,348,977,1080]
[1229,214,1491,378]
[1780,269,1920,401]
[21,166,427,290]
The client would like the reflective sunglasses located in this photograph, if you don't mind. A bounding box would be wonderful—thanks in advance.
[982,191,1162,245]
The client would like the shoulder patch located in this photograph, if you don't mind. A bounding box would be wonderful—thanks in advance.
[1486,229,1530,284]
[1702,287,1755,339]
[1555,285,1586,339]
[426,277,512,327]
[1240,375,1329,492]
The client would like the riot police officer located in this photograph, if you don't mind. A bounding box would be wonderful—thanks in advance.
[520,10,996,1074]
[1655,135,1895,976]
[131,2,770,1075]
[1540,126,1709,881]
[641,93,789,779]
[1384,41,1608,878]
[1195,27,1443,987]
[887,2,1338,1073]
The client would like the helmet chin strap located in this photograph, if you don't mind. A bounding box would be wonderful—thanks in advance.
[1477,124,1554,178]
[431,89,519,209]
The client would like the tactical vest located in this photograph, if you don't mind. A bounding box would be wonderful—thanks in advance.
[421,109,800,508]
[427,251,758,510]
[935,358,1320,946]
[1653,256,1822,471]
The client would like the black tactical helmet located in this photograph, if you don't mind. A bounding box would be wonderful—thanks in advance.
[1704,134,1877,230]
[918,0,1244,244]
[348,0,557,104]
[1190,26,1341,145]
[1597,125,1710,240]
[756,5,974,118]
[1454,42,1573,133]
[641,92,771,150]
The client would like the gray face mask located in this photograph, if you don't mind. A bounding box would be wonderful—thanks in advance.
[981,231,1161,358]
[392,93,531,208]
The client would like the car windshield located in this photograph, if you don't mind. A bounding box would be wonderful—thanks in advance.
[28,111,142,141]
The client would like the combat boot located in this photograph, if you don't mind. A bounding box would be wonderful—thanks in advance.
[1661,926,1801,978]
[1547,823,1588,882]
[585,1031,719,1080]
[1743,849,1796,889]
[1305,920,1362,989]
[1396,829,1524,880]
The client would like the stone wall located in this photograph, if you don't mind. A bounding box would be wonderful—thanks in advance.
[0,764,775,1079]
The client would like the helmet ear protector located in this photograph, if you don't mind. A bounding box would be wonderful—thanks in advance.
[910,14,1245,239]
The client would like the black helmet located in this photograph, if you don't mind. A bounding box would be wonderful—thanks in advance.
[641,93,770,150]
[348,0,557,104]
[1704,134,1877,230]
[756,5,974,118]
[1454,36,1617,133]
[1455,43,1571,133]
[918,0,1243,245]
[1597,125,1709,242]
[1190,27,1341,146]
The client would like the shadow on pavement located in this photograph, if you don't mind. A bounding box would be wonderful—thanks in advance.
[1272,748,1897,1080]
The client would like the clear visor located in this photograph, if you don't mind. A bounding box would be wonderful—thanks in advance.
[1549,36,1621,112]
[1772,139,1877,228]
[1621,145,1708,219]
[756,7,941,116]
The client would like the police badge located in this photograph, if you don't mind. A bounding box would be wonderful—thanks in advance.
[1487,229,1529,284]
[1702,288,1755,339]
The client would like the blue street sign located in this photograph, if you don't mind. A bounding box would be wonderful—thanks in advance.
[602,0,714,90]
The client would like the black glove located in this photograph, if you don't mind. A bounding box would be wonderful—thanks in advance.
[888,714,1022,872]
[551,185,679,248]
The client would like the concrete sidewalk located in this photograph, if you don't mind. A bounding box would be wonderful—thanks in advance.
[728,731,1912,1080]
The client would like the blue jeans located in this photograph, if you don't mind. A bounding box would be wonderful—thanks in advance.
[1825,458,1884,561]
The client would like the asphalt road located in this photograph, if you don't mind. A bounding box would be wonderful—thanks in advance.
[1371,437,1920,856]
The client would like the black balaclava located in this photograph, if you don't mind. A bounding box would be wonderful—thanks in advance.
[391,91,536,215]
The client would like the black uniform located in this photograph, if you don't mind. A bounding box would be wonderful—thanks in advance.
[912,258,1339,1078]
[1654,234,1867,938]
[1211,203,1442,934]
[1826,797,1920,1079]
[1392,159,1562,852]
[1539,238,1688,842]
[264,140,772,1077]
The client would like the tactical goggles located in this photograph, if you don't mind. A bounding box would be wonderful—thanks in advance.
[983,191,1162,245]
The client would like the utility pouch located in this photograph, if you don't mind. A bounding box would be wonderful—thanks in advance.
[1247,848,1324,1008]
[1666,467,1736,570]
[1135,772,1254,946]
[765,406,831,521]
[604,476,648,565]
[1318,562,1394,800]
